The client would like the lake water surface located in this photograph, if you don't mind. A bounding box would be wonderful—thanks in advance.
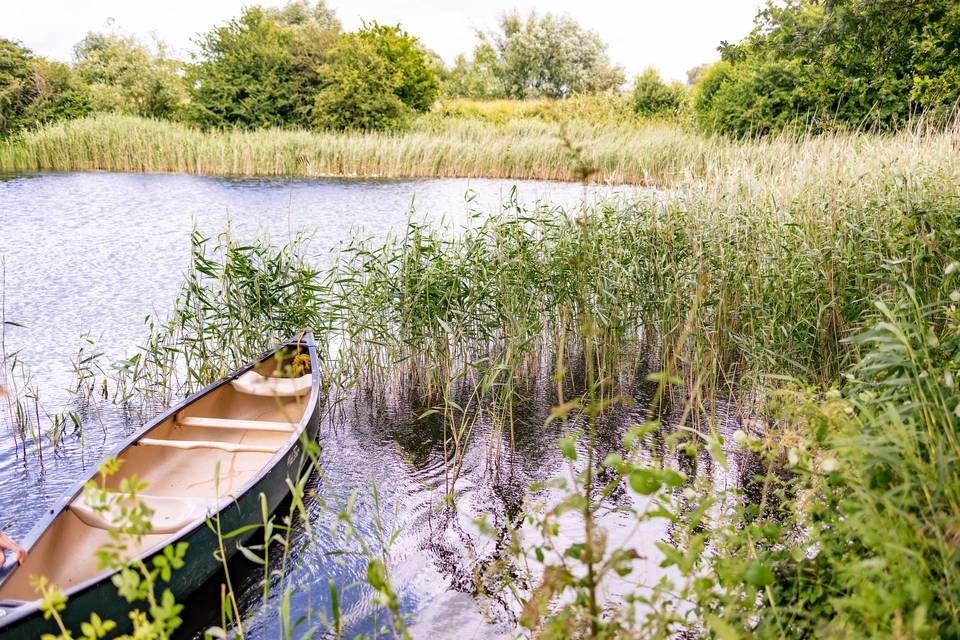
[0,172,751,638]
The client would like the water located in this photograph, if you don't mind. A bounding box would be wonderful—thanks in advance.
[0,171,754,637]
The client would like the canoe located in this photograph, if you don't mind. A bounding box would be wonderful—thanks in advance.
[0,333,322,638]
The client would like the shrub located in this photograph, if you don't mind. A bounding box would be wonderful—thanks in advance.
[313,24,438,131]
[699,0,960,135]
[0,38,89,136]
[631,67,687,118]
[356,23,438,113]
[186,4,337,128]
[694,59,815,137]
[312,33,410,131]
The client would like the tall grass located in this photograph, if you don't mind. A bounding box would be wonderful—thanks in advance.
[1,113,954,187]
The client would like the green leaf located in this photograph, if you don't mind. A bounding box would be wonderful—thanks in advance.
[744,559,775,588]
[366,559,387,591]
[629,469,661,495]
[705,614,742,640]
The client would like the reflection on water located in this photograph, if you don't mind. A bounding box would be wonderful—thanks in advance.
[177,364,759,639]
[0,171,758,637]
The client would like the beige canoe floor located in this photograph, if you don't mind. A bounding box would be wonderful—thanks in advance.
[0,356,310,601]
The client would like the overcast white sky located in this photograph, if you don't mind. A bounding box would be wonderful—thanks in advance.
[3,0,764,82]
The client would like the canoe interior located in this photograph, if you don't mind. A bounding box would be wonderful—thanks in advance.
[0,347,312,602]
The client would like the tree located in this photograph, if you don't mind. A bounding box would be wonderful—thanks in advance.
[696,59,816,136]
[312,33,408,131]
[0,38,88,136]
[186,2,338,128]
[631,67,687,117]
[74,32,185,119]
[443,43,505,99]
[698,0,960,135]
[357,23,438,112]
[313,23,439,130]
[263,0,339,31]
[454,11,624,100]
[0,39,39,134]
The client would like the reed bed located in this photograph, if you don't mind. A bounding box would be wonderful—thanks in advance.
[2,113,954,187]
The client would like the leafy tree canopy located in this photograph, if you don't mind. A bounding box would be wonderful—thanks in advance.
[313,23,439,130]
[263,0,340,31]
[696,0,960,136]
[74,31,184,119]
[448,11,624,99]
[0,38,89,136]
[631,67,687,118]
[186,1,339,128]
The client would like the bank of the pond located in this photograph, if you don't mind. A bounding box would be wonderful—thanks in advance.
[1,113,954,187]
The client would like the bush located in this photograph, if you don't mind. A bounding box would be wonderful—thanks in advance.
[313,24,438,131]
[313,34,409,131]
[186,4,337,128]
[693,59,815,137]
[357,23,438,113]
[698,0,960,135]
[74,32,185,119]
[0,38,89,136]
[631,67,687,118]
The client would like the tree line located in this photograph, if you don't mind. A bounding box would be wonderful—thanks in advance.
[1,0,957,139]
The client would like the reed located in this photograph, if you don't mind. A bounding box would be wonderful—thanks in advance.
[2,112,953,187]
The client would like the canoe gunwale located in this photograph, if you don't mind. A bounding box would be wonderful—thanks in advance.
[0,332,321,628]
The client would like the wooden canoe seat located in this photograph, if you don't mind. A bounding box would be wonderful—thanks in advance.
[69,494,210,535]
[137,438,278,454]
[177,415,295,433]
[231,371,312,397]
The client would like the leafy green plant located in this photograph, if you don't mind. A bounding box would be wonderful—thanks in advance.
[631,67,687,118]
[33,456,188,640]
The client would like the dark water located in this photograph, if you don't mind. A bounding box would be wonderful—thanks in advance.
[0,171,754,638]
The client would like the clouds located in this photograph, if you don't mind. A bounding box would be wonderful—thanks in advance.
[3,0,760,82]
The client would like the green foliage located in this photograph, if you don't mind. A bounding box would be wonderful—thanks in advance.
[313,23,438,131]
[698,0,960,135]
[631,67,687,118]
[0,38,89,136]
[186,3,337,128]
[263,0,340,31]
[443,44,504,99]
[696,58,816,136]
[312,33,408,131]
[691,60,731,122]
[33,457,188,640]
[1,39,47,134]
[73,32,185,119]
[452,11,624,100]
[359,23,437,112]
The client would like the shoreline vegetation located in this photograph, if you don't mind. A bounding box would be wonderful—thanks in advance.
[4,0,960,636]
[5,106,959,635]
[0,110,955,186]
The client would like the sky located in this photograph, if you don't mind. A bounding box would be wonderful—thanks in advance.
[2,0,764,83]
